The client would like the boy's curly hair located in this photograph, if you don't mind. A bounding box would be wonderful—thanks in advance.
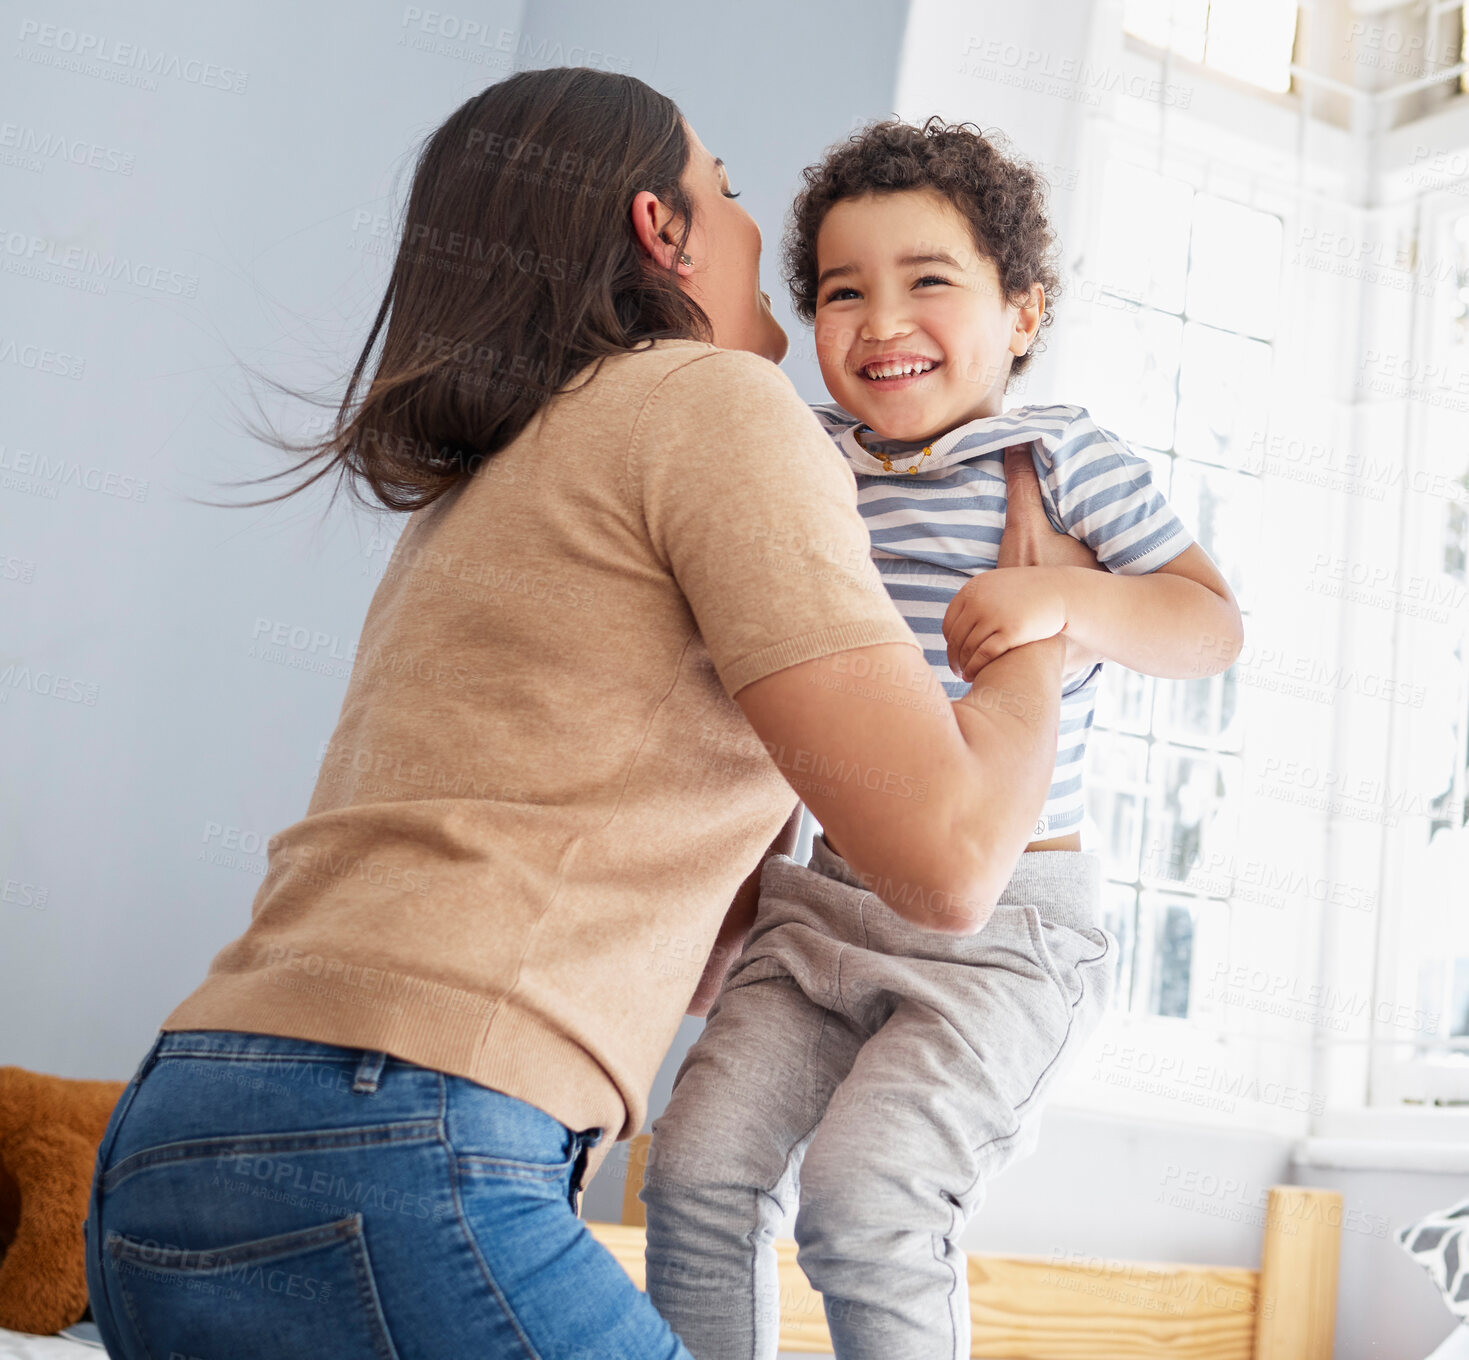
[783,117,1062,378]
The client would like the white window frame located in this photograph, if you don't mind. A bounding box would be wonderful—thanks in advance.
[1364,180,1469,1112]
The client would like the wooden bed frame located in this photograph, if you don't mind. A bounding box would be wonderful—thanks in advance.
[585,1133,1341,1359]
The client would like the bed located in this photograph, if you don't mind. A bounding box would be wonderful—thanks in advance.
[588,1132,1343,1359]
[0,1323,101,1357]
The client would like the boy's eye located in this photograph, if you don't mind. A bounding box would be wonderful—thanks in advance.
[822,287,860,304]
[914,275,950,288]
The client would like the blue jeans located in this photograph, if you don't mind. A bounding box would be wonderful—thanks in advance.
[84,1028,696,1359]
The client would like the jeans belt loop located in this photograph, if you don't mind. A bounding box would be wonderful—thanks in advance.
[352,1049,389,1094]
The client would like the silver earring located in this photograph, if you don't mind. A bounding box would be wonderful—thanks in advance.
[678,252,693,267]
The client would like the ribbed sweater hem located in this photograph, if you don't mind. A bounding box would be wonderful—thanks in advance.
[160,979,627,1148]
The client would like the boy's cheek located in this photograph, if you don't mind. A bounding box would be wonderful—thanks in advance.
[812,343,853,396]
[812,319,852,368]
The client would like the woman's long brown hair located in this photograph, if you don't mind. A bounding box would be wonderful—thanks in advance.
[220,67,710,513]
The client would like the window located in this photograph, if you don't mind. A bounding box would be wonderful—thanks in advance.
[1067,158,1279,1032]
[1123,0,1299,94]
[1378,203,1469,1106]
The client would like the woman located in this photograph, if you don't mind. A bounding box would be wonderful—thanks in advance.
[84,66,1098,1358]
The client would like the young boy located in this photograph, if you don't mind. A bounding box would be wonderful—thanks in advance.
[641,118,1243,1360]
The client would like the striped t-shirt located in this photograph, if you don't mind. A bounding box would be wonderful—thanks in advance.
[812,402,1193,838]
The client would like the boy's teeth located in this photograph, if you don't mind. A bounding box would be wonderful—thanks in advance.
[865,359,935,379]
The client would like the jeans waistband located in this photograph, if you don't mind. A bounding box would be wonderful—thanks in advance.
[807,832,1101,931]
[155,1028,379,1062]
[155,1028,402,1095]
[153,1030,603,1142]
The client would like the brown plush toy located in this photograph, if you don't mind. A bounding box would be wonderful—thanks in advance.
[0,1067,127,1336]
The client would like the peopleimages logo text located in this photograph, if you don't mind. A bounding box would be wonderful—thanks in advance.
[0,228,198,297]
[15,20,248,93]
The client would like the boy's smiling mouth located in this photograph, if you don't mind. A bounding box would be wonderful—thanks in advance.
[857,352,943,386]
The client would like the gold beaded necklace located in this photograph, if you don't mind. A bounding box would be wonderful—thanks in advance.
[853,428,935,475]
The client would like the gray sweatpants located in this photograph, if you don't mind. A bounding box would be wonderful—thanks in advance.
[641,833,1115,1360]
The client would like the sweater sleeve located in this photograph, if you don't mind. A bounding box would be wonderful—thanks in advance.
[625,348,921,698]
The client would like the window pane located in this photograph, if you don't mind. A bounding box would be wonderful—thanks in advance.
[1155,670,1242,750]
[1454,211,1469,346]
[1203,0,1298,93]
[1135,892,1203,1018]
[1096,664,1156,736]
[1095,162,1194,314]
[1124,0,1298,93]
[1070,307,1183,453]
[1123,0,1208,61]
[1174,322,1274,471]
[1447,501,1469,582]
[1143,745,1241,888]
[1085,731,1151,878]
[1453,958,1469,1038]
[1101,881,1139,1009]
[1187,194,1283,340]
[1168,459,1262,611]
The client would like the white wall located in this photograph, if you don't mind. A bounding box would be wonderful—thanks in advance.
[1,0,519,1072]
[0,0,908,1076]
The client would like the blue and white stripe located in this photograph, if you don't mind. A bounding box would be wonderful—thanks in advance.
[812,402,1193,838]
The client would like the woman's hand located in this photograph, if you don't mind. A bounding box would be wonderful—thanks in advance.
[944,443,1108,680]
[996,442,1102,573]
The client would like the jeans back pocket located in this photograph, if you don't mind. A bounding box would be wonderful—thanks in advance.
[104,1213,400,1360]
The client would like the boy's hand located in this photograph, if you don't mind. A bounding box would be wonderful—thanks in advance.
[943,568,1068,680]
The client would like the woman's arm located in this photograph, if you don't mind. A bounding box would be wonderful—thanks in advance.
[729,451,1097,938]
[686,803,804,1018]
[735,633,1068,938]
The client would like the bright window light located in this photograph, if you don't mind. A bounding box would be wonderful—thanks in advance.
[1095,162,1194,312]
[1072,305,1184,452]
[1124,0,1298,94]
[1203,0,1298,92]
[1123,0,1209,62]
[1187,194,1283,339]
[1174,321,1274,471]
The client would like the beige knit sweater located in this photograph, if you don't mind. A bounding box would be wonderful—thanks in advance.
[162,338,921,1189]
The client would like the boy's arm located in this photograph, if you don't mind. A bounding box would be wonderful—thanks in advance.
[945,414,1244,682]
[1020,411,1242,677]
[686,802,804,1017]
[945,549,1242,682]
[1048,543,1242,678]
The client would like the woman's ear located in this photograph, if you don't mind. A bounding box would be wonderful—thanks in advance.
[630,190,695,278]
